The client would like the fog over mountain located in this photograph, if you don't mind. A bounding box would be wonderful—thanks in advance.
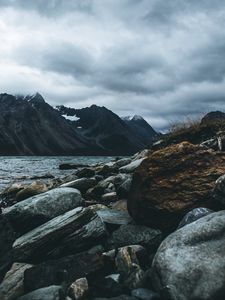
[0,0,225,130]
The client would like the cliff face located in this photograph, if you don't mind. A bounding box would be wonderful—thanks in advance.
[0,94,156,155]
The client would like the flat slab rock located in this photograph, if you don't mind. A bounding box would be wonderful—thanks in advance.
[3,187,84,234]
[128,142,225,231]
[13,206,107,262]
[97,209,133,226]
[152,210,225,300]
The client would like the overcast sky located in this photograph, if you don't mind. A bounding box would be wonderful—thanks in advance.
[0,0,225,130]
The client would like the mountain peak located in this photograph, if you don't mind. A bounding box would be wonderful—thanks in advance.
[122,115,144,122]
[27,93,45,104]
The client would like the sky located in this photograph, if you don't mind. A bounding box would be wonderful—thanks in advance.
[0,0,225,130]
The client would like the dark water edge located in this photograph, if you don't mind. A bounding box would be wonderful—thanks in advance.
[0,156,117,191]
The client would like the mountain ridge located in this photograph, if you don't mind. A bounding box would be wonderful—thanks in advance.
[0,93,157,155]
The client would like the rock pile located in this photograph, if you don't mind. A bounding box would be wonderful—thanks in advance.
[1,141,225,299]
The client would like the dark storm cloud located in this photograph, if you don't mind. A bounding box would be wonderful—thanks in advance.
[0,0,225,130]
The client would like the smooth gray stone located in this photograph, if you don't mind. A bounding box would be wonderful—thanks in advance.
[152,210,225,300]
[177,207,213,229]
[3,187,84,233]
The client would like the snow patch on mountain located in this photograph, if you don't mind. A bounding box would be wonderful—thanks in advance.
[62,114,80,121]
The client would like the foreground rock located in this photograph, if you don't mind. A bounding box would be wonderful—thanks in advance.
[0,215,16,282]
[128,142,225,231]
[15,181,49,202]
[3,188,84,234]
[17,285,64,300]
[0,263,32,300]
[110,224,161,252]
[24,246,104,292]
[13,206,107,262]
[61,178,97,193]
[177,207,213,229]
[152,210,225,300]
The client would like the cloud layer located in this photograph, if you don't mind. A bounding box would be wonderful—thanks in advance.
[0,0,225,130]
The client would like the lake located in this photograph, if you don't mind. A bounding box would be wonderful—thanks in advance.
[0,156,115,191]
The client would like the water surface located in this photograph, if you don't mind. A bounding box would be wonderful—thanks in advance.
[0,156,115,191]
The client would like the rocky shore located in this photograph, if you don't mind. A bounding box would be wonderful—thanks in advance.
[1,140,225,300]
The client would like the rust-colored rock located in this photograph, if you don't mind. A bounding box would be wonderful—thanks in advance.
[128,142,225,232]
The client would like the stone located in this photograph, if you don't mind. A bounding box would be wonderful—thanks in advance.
[61,178,97,193]
[177,207,214,229]
[128,142,225,232]
[151,210,225,300]
[213,173,225,205]
[76,168,95,178]
[95,165,117,177]
[117,177,132,199]
[0,215,16,282]
[17,285,64,300]
[0,183,24,207]
[110,225,161,252]
[90,276,126,298]
[111,199,128,211]
[69,277,89,299]
[101,192,118,203]
[15,181,48,202]
[97,209,133,229]
[13,206,107,262]
[24,246,104,292]
[131,288,160,300]
[59,163,89,170]
[132,149,149,160]
[0,263,32,300]
[47,212,108,259]
[112,158,132,169]
[115,246,146,290]
[93,296,136,300]
[3,187,84,234]
[119,158,146,173]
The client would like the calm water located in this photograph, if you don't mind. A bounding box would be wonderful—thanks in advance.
[0,156,115,192]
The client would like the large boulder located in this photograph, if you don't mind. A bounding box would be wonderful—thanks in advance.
[151,210,225,300]
[3,187,84,234]
[128,142,225,232]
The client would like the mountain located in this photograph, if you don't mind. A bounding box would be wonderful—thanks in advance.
[122,115,157,145]
[0,93,95,155]
[56,105,153,155]
[0,93,157,155]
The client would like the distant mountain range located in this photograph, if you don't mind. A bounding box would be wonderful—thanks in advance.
[0,93,157,155]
